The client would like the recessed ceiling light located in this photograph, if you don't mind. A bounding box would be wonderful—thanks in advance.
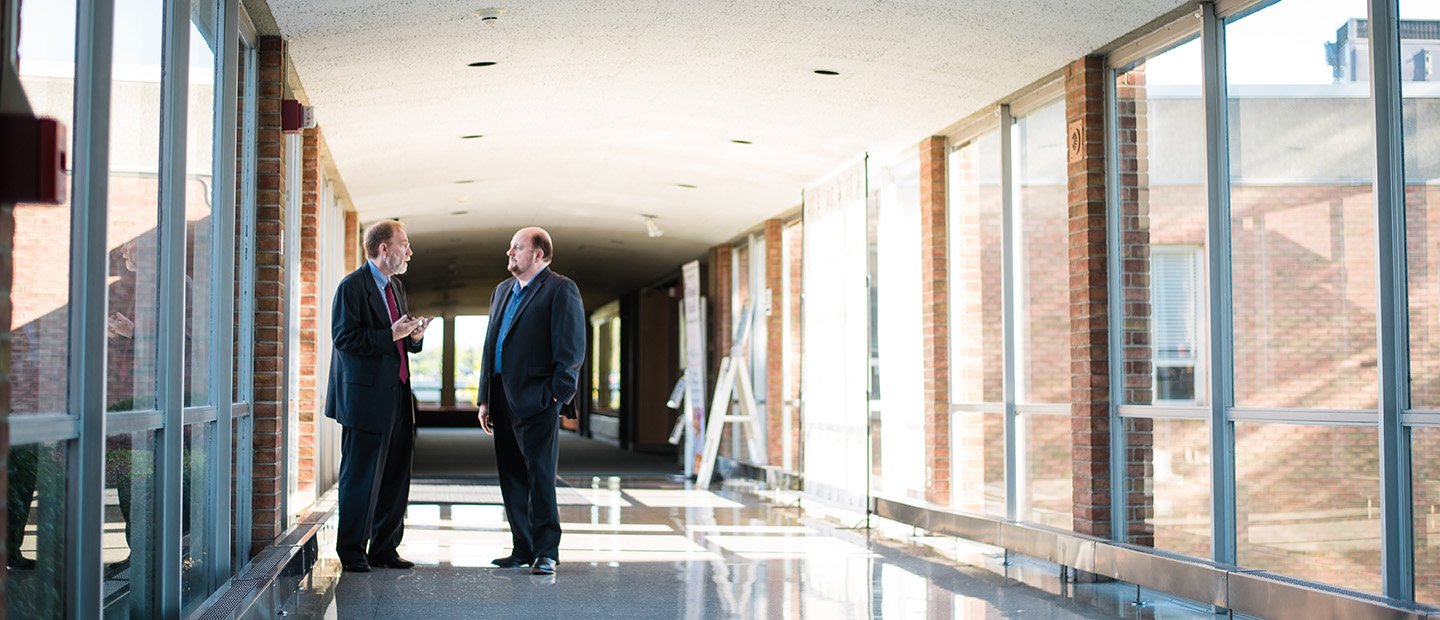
[676,183,697,189]
[452,210,470,215]
[461,134,484,139]
[455,179,476,184]
[813,69,840,76]
[473,8,507,20]
[731,139,753,145]
[468,61,497,67]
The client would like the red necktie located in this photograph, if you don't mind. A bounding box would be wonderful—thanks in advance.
[385,283,409,383]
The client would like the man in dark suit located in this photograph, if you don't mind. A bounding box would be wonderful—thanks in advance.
[325,220,431,572]
[476,227,585,576]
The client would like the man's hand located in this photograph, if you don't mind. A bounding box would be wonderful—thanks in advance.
[408,316,433,342]
[391,314,421,341]
[477,403,493,435]
[107,312,135,339]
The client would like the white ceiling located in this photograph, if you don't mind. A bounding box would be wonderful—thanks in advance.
[262,0,1189,311]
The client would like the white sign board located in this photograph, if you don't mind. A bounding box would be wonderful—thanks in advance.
[682,260,707,473]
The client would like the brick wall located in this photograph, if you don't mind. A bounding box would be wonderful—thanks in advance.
[782,221,804,472]
[763,219,785,466]
[707,244,732,431]
[344,210,359,271]
[918,136,951,506]
[250,35,288,553]
[297,129,321,498]
[1066,55,1113,540]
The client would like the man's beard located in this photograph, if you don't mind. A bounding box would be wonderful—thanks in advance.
[391,257,408,274]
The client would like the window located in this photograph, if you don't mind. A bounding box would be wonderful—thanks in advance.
[590,302,621,412]
[1151,246,1204,404]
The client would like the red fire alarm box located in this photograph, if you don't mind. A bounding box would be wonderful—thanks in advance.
[281,99,315,133]
[0,114,68,204]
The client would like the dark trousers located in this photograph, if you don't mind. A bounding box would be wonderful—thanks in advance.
[336,387,414,565]
[491,378,562,561]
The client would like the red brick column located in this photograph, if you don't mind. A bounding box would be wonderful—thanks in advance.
[919,136,951,506]
[296,128,321,498]
[1066,55,1112,539]
[763,219,785,466]
[344,210,359,270]
[707,244,732,459]
[1114,65,1157,547]
[250,35,289,552]
[707,245,733,399]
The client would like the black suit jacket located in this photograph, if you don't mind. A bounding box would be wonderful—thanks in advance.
[476,267,585,419]
[325,264,423,434]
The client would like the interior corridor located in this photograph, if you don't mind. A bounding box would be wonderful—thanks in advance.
[282,430,1217,619]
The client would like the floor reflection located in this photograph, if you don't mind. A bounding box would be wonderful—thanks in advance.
[288,476,1213,619]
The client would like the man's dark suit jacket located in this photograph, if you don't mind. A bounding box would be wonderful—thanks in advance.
[476,267,585,419]
[325,264,423,434]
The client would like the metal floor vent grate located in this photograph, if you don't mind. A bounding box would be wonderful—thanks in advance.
[195,578,262,620]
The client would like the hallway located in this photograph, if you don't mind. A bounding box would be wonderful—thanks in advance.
[284,433,1214,619]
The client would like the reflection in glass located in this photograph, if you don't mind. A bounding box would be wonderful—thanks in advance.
[107,0,167,414]
[105,430,158,617]
[232,414,253,577]
[185,3,220,406]
[1115,39,1210,407]
[1227,0,1377,410]
[1236,423,1379,593]
[6,442,67,618]
[947,130,1004,404]
[1024,413,1072,530]
[1126,417,1210,556]
[1401,0,1440,409]
[410,317,446,402]
[1414,427,1440,606]
[181,423,214,613]
[951,411,1005,516]
[12,0,77,415]
[1015,101,1070,404]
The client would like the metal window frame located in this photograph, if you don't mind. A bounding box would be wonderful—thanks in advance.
[67,3,116,616]
[232,2,258,569]
[157,0,193,612]
[1200,0,1239,569]
[999,103,1020,522]
[208,0,240,589]
[1368,0,1413,601]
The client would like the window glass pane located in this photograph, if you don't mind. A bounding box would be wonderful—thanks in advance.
[233,40,257,405]
[1401,2,1440,409]
[1227,0,1377,410]
[1414,427,1440,606]
[951,411,1005,517]
[454,315,489,404]
[1024,413,1072,530]
[1016,100,1070,404]
[106,429,159,616]
[1236,423,1379,593]
[875,158,924,501]
[107,0,166,413]
[231,413,252,575]
[181,422,214,613]
[1125,417,1210,557]
[6,441,68,618]
[948,130,1004,404]
[185,2,220,407]
[410,317,445,403]
[13,0,76,416]
[1116,39,1210,407]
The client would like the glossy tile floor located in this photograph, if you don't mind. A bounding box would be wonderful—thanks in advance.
[285,473,1226,619]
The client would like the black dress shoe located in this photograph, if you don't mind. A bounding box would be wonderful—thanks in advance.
[491,555,530,568]
[342,560,371,573]
[531,557,557,575]
[368,555,415,569]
